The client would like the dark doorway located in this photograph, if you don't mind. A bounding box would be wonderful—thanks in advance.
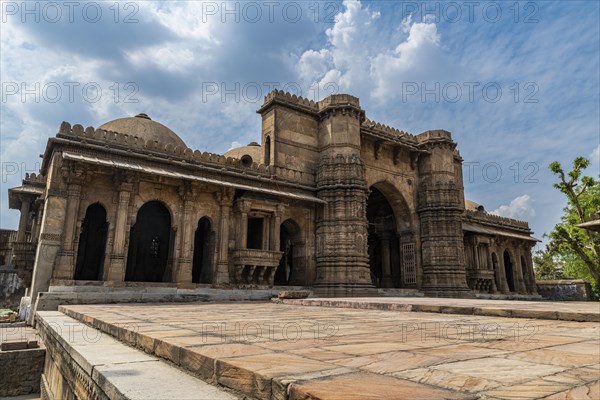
[504,250,515,292]
[74,203,108,280]
[265,136,271,165]
[367,187,400,288]
[275,219,301,285]
[192,217,213,283]
[247,218,264,249]
[126,201,171,282]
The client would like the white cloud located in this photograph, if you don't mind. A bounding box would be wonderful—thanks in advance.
[124,43,197,73]
[371,18,446,99]
[295,0,383,95]
[590,144,600,166]
[228,141,243,151]
[491,195,535,220]
[295,0,452,102]
[143,2,219,44]
[297,49,332,83]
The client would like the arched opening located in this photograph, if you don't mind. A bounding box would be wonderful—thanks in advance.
[241,155,253,168]
[275,219,302,286]
[264,136,271,165]
[367,187,402,288]
[192,217,213,284]
[74,203,108,280]
[126,201,172,282]
[504,250,515,292]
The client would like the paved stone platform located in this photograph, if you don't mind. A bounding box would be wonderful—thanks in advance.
[58,302,600,400]
[281,297,600,322]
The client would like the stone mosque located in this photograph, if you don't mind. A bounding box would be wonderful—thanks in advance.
[8,91,539,316]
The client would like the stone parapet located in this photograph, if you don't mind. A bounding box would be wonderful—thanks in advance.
[54,121,316,186]
[464,209,531,231]
[259,89,319,114]
[536,279,594,301]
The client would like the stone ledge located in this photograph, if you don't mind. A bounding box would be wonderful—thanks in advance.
[278,290,311,299]
[58,306,351,400]
[280,298,600,322]
[36,311,239,400]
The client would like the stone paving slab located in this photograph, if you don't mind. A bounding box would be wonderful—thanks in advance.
[280,297,600,322]
[57,302,600,400]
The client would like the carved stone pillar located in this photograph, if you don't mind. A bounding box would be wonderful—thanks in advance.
[106,172,136,281]
[31,199,44,243]
[525,245,538,294]
[236,200,251,249]
[496,242,510,293]
[53,179,83,280]
[416,131,471,297]
[473,239,480,270]
[214,188,234,284]
[513,246,527,294]
[314,154,373,296]
[485,245,497,293]
[271,204,285,251]
[16,196,31,242]
[175,183,196,286]
[313,96,375,297]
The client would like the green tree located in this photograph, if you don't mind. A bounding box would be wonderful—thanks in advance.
[547,157,600,287]
[533,245,564,280]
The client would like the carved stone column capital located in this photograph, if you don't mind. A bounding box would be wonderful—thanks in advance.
[112,170,139,192]
[275,203,286,218]
[236,199,252,214]
[213,187,234,206]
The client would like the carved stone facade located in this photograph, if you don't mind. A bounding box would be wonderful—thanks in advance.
[8,91,539,306]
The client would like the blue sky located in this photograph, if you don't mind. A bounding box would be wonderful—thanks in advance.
[1,0,599,248]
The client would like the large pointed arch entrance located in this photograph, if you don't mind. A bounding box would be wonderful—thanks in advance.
[74,203,108,280]
[126,201,172,282]
[367,184,415,288]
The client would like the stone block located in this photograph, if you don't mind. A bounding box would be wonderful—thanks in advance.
[512,309,558,320]
[0,341,28,351]
[556,311,600,322]
[278,290,311,299]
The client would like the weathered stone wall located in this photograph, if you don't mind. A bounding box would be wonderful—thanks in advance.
[537,279,593,301]
[16,90,540,301]
[0,268,25,310]
[0,347,45,396]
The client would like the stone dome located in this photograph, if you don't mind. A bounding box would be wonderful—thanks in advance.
[224,142,263,164]
[98,113,186,148]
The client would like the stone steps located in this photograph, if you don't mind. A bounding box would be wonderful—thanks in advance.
[36,311,239,400]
